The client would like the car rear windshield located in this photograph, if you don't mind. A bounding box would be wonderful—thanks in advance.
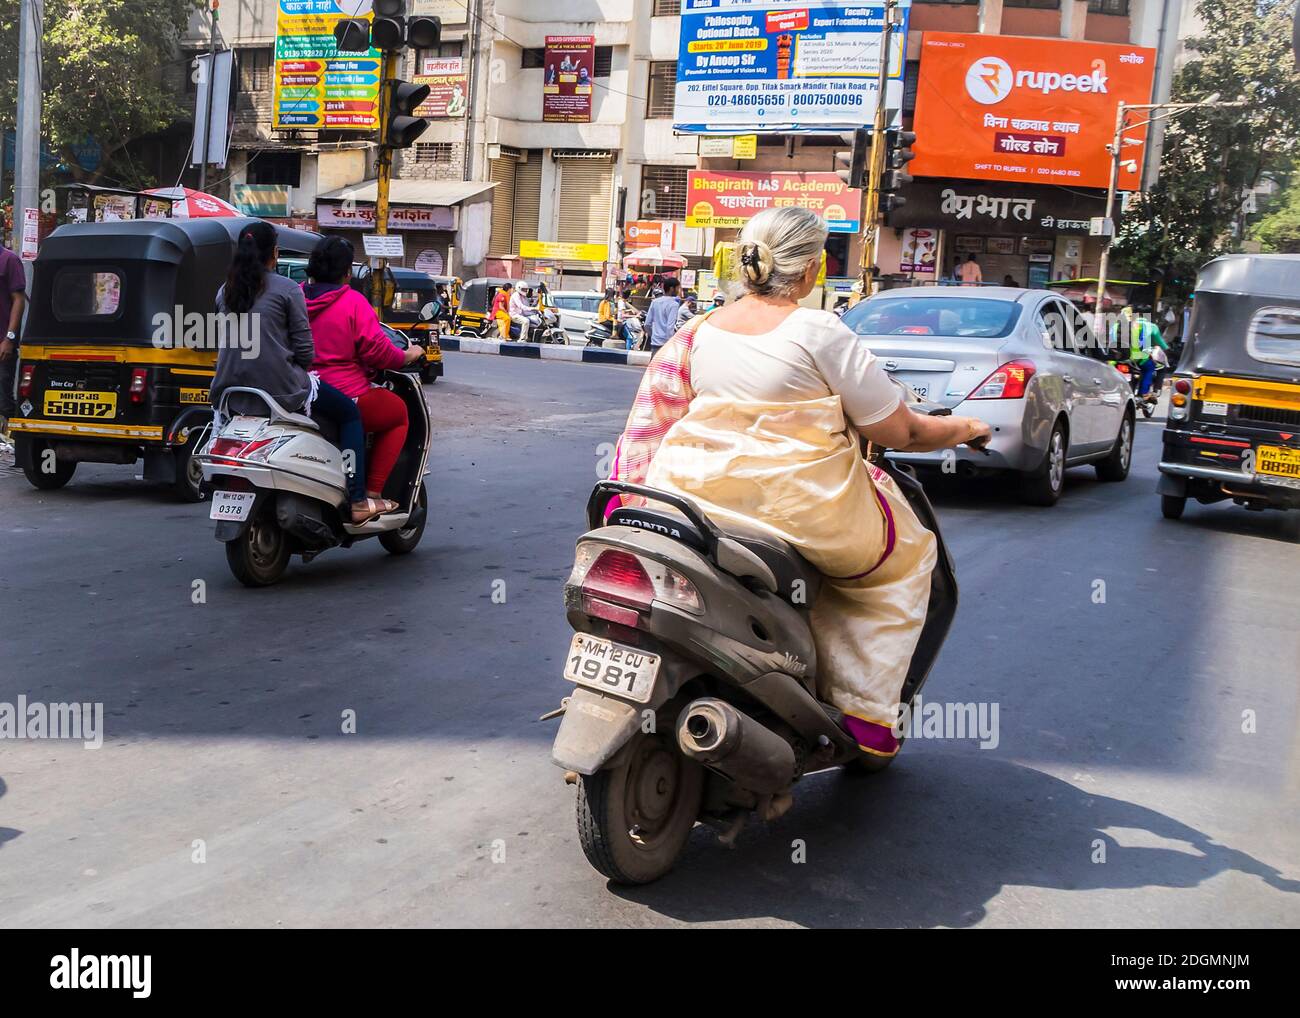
[843,296,1021,339]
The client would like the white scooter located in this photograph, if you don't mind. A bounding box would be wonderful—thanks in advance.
[196,352,431,587]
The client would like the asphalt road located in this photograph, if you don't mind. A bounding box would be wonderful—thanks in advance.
[1,351,1297,928]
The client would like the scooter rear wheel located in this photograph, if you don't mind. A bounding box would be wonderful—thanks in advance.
[225,510,290,587]
[378,483,427,555]
[576,732,703,885]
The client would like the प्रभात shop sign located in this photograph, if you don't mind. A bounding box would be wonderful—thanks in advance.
[674,0,908,134]
[685,170,862,233]
[273,0,381,130]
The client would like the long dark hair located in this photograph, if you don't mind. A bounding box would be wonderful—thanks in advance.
[224,221,278,313]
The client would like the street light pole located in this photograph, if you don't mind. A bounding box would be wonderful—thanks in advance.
[1093,102,1127,335]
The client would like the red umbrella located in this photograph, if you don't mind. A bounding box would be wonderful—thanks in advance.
[143,186,241,219]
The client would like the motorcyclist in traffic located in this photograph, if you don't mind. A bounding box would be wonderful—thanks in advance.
[608,207,991,760]
[1110,305,1169,402]
[210,221,375,525]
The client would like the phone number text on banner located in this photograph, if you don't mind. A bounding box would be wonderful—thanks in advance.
[674,0,908,134]
[273,0,380,131]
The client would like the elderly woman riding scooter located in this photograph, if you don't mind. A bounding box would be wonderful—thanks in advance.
[609,206,991,760]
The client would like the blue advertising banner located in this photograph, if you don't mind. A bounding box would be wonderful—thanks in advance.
[674,1,908,135]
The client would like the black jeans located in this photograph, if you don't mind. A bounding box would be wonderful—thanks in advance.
[311,380,366,504]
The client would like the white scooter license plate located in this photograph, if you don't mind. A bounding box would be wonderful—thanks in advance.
[209,490,256,522]
[563,633,661,703]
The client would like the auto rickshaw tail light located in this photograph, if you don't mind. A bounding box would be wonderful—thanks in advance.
[1174,378,1192,395]
[1171,393,1188,408]
[969,359,1036,400]
[17,364,34,398]
[129,368,148,403]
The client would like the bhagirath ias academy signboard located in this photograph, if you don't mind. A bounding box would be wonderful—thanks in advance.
[274,0,381,130]
[910,33,1157,191]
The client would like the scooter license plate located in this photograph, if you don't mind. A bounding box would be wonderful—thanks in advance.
[563,633,661,704]
[209,490,256,522]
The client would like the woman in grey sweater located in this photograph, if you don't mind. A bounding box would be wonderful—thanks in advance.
[212,222,383,524]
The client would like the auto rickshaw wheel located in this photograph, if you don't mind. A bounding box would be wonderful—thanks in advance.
[17,435,77,491]
[226,507,290,587]
[172,433,206,502]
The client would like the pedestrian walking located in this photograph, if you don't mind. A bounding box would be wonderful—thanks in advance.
[957,253,983,286]
[0,240,28,446]
[644,277,682,351]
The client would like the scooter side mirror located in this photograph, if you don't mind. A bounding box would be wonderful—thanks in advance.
[419,301,437,322]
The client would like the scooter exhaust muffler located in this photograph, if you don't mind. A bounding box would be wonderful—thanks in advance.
[676,698,797,795]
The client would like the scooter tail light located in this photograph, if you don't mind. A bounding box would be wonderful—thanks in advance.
[17,364,34,398]
[968,359,1036,400]
[572,544,704,615]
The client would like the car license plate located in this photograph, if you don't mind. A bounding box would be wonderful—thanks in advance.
[43,389,117,418]
[1257,445,1300,485]
[563,633,661,703]
[209,490,256,521]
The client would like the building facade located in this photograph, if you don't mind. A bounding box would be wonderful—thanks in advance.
[172,0,1183,288]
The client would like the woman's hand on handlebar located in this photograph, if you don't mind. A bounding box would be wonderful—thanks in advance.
[961,418,992,451]
[402,343,424,367]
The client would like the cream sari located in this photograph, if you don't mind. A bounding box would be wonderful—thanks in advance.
[611,318,937,757]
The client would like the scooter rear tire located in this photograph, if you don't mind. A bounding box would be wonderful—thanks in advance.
[575,732,703,885]
[225,511,290,587]
[379,484,427,556]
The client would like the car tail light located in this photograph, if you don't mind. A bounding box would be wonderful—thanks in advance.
[17,364,34,398]
[1174,377,1192,395]
[129,368,148,404]
[1115,363,1131,375]
[570,544,703,616]
[968,359,1036,400]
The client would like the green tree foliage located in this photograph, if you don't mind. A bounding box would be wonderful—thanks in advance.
[1250,181,1300,251]
[0,0,201,189]
[1116,0,1300,295]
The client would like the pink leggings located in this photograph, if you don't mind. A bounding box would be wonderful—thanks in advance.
[356,387,409,495]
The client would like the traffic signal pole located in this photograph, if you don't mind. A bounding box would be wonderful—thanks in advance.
[372,48,400,314]
[857,0,898,295]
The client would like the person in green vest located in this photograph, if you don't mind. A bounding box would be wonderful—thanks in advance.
[1110,306,1169,399]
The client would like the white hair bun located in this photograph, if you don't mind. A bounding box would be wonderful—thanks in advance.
[740,240,775,286]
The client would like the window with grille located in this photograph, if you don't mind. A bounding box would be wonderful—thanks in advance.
[1087,0,1129,13]
[640,166,688,220]
[1003,0,1059,7]
[247,151,302,187]
[647,62,677,119]
[415,143,453,165]
[238,49,273,93]
[652,0,682,15]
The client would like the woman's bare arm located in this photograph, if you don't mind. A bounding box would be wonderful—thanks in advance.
[857,400,990,453]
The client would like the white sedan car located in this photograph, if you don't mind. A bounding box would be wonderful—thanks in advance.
[548,290,605,342]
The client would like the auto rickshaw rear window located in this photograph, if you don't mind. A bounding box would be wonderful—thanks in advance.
[53,268,124,321]
[393,290,426,312]
[1246,307,1300,369]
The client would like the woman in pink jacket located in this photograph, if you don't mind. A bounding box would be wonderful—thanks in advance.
[304,237,422,518]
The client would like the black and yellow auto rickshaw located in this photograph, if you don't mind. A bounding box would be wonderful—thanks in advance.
[12,217,319,500]
[1159,254,1300,520]
[454,277,516,337]
[349,263,448,383]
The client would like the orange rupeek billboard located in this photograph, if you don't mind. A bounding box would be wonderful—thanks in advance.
[911,33,1157,190]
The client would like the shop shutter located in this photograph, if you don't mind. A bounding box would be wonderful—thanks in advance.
[513,151,543,249]
[556,158,613,248]
[489,156,517,257]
